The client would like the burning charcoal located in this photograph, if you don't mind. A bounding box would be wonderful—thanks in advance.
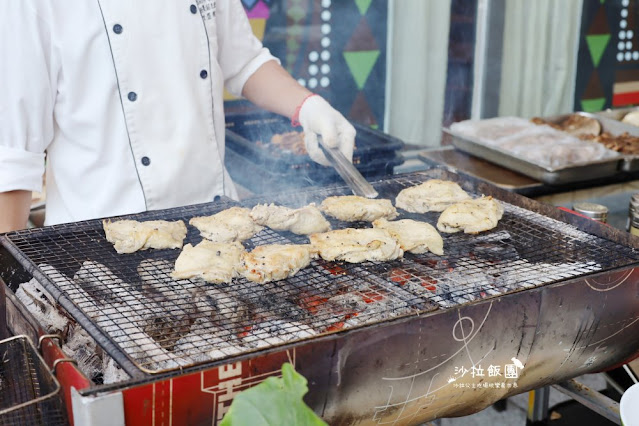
[74,261,143,306]
[142,315,193,352]
[75,261,194,354]
[137,259,197,312]
[62,325,102,381]
[470,231,520,263]
[326,294,368,313]
[16,277,70,335]
[40,263,103,317]
[190,285,249,328]
[344,299,412,328]
[173,318,245,363]
[96,310,193,371]
[241,319,315,349]
[103,356,130,385]
[234,280,311,323]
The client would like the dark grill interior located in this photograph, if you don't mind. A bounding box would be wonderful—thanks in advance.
[4,172,639,376]
[0,336,66,426]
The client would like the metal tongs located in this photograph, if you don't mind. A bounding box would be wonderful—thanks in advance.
[318,137,378,199]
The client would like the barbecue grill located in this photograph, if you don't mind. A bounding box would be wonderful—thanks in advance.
[224,111,404,193]
[2,168,639,425]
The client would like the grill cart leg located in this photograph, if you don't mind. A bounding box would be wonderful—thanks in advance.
[492,398,508,412]
[526,386,550,425]
[0,278,8,339]
[552,379,621,424]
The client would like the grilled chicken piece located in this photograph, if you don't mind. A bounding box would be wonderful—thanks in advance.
[103,219,187,254]
[250,203,331,235]
[622,110,639,127]
[559,114,601,137]
[190,207,263,243]
[172,240,245,284]
[437,196,504,234]
[373,218,444,255]
[320,196,398,222]
[310,228,403,263]
[242,244,317,284]
[395,179,471,213]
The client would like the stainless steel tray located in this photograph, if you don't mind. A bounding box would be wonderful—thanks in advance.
[592,108,639,172]
[595,106,639,122]
[445,114,623,185]
[549,111,639,172]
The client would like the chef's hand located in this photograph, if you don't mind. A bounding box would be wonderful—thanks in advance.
[296,95,356,167]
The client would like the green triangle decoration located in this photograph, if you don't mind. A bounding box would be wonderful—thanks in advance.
[355,0,372,16]
[586,34,610,67]
[343,50,380,90]
[581,98,606,112]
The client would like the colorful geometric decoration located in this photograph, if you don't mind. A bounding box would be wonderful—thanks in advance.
[575,0,639,110]
[245,0,270,19]
[586,34,610,67]
[343,51,380,90]
[581,98,607,112]
[241,0,260,10]
[228,0,387,128]
[355,0,373,16]
[349,92,378,128]
[613,70,639,106]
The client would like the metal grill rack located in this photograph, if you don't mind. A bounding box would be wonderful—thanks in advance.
[0,336,66,426]
[3,171,639,378]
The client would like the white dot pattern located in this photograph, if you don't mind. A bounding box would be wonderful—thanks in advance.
[306,0,331,88]
[617,5,638,62]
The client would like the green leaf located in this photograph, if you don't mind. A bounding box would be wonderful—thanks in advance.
[220,363,327,426]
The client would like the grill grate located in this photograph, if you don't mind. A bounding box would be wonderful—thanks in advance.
[0,336,66,426]
[4,171,639,376]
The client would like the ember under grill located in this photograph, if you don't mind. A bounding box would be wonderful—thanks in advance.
[3,171,639,380]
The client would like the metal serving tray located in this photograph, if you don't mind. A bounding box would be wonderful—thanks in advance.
[224,111,404,170]
[445,113,623,185]
[593,108,639,171]
[595,106,639,122]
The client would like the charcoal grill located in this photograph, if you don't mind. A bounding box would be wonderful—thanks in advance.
[0,335,67,426]
[2,169,639,425]
[224,110,404,193]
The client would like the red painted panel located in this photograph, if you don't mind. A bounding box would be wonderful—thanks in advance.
[120,350,294,425]
[612,91,639,106]
[40,337,92,426]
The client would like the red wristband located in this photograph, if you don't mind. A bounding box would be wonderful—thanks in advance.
[291,93,318,127]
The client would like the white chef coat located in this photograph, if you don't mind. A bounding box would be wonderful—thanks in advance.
[0,0,277,225]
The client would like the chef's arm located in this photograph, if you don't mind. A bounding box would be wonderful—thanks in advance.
[241,60,311,120]
[241,60,356,166]
[0,190,31,233]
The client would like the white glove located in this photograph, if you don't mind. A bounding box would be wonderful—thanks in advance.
[298,95,356,167]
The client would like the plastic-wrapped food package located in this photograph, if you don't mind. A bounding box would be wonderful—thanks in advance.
[450,117,535,143]
[495,126,620,169]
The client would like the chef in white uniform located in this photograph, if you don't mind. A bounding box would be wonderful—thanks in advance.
[0,1,355,232]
